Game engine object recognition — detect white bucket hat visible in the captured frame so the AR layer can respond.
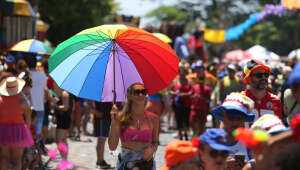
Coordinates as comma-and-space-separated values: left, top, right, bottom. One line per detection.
251, 114, 290, 134
0, 76, 25, 96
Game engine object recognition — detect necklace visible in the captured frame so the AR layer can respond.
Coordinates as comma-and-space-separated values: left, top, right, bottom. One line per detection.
134, 114, 144, 130
137, 119, 140, 130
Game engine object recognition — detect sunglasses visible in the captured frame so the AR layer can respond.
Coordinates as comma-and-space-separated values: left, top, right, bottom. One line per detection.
252, 72, 269, 79
209, 149, 229, 159
132, 89, 147, 96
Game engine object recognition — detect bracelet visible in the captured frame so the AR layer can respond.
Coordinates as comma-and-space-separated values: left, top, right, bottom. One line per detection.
151, 142, 158, 150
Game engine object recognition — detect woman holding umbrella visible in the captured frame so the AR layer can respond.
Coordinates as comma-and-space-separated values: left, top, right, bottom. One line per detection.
109, 83, 159, 170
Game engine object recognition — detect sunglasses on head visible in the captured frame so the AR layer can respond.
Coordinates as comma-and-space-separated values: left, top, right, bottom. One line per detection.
209, 149, 229, 159
252, 72, 269, 79
132, 89, 147, 96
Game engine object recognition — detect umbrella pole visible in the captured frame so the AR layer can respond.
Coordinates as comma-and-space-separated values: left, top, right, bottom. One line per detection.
113, 41, 116, 103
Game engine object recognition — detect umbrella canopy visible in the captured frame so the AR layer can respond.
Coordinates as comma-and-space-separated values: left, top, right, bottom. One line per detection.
0, 0, 35, 17
223, 49, 252, 62
10, 39, 53, 55
152, 33, 172, 43
247, 45, 280, 64
49, 24, 179, 102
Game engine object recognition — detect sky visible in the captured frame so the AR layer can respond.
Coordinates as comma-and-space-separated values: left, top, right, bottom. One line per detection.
114, 0, 177, 26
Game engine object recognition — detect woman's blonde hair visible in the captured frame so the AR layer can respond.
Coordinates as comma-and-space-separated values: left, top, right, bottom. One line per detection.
120, 82, 144, 129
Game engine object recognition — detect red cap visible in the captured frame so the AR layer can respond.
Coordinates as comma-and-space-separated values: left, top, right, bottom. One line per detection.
159, 140, 198, 170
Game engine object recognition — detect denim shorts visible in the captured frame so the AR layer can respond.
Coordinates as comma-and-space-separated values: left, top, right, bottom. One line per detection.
33, 111, 44, 135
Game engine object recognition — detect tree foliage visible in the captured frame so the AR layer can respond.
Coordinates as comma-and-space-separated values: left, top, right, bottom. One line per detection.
146, 5, 188, 23
146, 0, 300, 57
39, 0, 113, 46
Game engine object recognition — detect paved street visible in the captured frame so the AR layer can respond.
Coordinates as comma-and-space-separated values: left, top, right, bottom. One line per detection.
45, 116, 177, 170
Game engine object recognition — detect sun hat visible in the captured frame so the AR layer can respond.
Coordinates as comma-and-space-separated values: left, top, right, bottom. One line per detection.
288, 61, 300, 86
243, 59, 270, 84
195, 128, 231, 151
0, 76, 25, 96
6, 55, 15, 63
251, 114, 290, 134
159, 140, 199, 170
212, 92, 255, 122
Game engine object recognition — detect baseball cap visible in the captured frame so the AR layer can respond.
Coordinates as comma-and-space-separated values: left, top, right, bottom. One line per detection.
212, 92, 255, 122
160, 140, 199, 170
191, 60, 204, 70
243, 59, 270, 84
197, 128, 231, 151
251, 114, 290, 134
6, 55, 15, 63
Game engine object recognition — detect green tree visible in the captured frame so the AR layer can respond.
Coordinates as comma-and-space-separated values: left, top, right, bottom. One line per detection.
39, 0, 113, 46
147, 0, 300, 57
236, 0, 300, 55
146, 5, 188, 23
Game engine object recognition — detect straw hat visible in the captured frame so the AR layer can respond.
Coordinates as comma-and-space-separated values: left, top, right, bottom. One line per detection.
0, 76, 25, 96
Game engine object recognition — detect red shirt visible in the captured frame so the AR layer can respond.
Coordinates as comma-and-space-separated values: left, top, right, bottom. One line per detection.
243, 90, 282, 125
194, 41, 206, 64
0, 95, 25, 124
190, 84, 210, 111
172, 83, 192, 107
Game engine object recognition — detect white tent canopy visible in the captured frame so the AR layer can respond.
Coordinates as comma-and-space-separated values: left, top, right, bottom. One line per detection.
247, 45, 280, 64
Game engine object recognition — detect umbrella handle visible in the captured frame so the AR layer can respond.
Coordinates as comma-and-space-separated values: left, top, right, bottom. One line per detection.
113, 41, 116, 103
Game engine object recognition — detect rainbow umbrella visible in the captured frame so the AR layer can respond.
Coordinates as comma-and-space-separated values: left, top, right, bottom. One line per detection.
10, 39, 53, 55
0, 0, 35, 17
49, 24, 179, 102
152, 33, 172, 43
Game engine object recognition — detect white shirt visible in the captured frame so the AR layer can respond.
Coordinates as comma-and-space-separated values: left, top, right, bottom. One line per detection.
30, 70, 48, 111
229, 141, 251, 162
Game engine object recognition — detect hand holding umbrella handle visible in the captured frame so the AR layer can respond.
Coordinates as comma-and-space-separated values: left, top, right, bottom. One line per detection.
110, 104, 120, 123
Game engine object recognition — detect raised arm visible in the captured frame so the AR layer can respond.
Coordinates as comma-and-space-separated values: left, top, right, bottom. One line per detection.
108, 104, 121, 150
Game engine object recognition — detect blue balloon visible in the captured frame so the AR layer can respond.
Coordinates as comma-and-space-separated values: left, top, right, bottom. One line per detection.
225, 13, 259, 40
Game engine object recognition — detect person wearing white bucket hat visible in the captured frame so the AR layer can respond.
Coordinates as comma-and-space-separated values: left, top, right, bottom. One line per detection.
212, 92, 255, 169
251, 114, 290, 135
0, 76, 33, 170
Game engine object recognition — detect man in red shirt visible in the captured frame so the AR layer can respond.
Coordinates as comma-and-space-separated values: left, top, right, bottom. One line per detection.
242, 60, 282, 127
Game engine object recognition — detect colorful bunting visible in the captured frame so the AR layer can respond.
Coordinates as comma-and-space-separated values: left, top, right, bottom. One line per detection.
282, 0, 300, 10
203, 3, 290, 43
204, 28, 225, 43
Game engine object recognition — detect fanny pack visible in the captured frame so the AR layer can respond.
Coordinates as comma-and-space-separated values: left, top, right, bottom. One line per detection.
123, 159, 153, 170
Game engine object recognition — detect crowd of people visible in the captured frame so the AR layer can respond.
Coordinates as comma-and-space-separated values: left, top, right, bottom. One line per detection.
0, 23, 300, 170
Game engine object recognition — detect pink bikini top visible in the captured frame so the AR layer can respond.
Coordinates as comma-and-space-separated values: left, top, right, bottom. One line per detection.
120, 128, 152, 143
